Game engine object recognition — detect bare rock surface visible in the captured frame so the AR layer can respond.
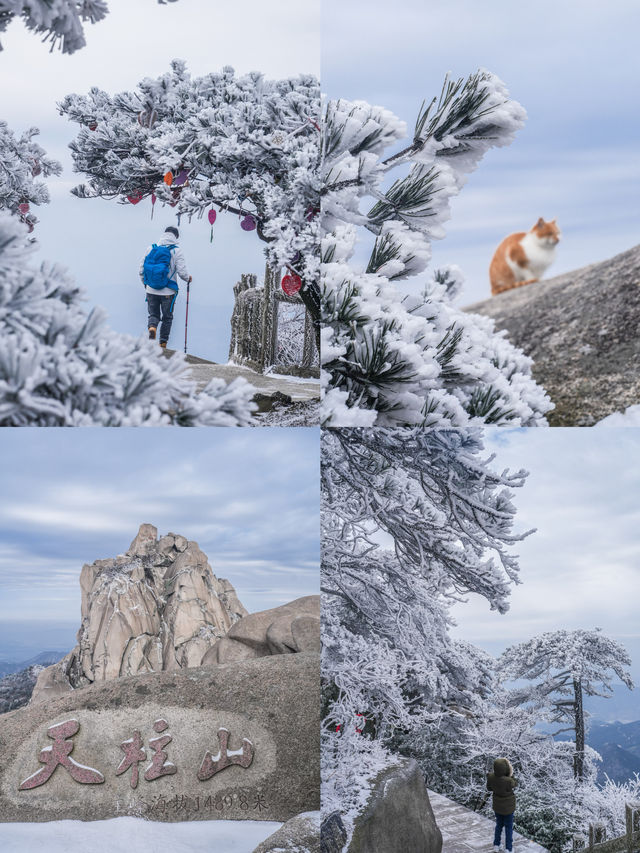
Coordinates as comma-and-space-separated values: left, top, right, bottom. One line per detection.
32, 525, 247, 702
202, 596, 320, 666
0, 654, 320, 824
252, 810, 321, 852
465, 245, 640, 425
348, 758, 442, 853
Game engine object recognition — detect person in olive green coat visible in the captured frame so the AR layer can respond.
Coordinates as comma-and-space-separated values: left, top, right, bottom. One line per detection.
486, 757, 517, 851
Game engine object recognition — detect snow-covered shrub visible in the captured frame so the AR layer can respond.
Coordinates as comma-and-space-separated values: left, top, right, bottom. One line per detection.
0, 121, 61, 230
321, 71, 553, 426
0, 214, 255, 425
59, 62, 321, 339
321, 428, 530, 831
0, 0, 177, 53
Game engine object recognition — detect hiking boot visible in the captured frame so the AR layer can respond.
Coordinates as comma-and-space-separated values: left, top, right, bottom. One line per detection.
148, 327, 157, 340
159, 341, 167, 349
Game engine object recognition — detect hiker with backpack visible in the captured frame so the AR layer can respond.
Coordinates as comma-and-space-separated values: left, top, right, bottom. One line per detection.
140, 226, 192, 349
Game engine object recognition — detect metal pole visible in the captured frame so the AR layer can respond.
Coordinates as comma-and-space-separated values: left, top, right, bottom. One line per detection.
184, 281, 190, 355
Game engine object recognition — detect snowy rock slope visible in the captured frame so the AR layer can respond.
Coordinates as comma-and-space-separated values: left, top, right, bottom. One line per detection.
466, 244, 640, 426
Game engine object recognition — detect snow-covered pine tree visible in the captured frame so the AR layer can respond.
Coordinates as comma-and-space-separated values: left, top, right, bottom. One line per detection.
0, 0, 176, 53
58, 62, 321, 347
0, 120, 61, 230
321, 71, 553, 427
499, 628, 634, 781
0, 213, 255, 425
321, 428, 530, 832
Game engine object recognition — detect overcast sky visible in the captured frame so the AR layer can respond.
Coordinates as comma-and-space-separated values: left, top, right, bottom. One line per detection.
322, 0, 640, 305
450, 428, 640, 687
0, 428, 319, 659
0, 0, 320, 362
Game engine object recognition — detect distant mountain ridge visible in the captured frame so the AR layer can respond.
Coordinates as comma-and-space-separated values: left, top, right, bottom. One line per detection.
0, 651, 68, 679
0, 652, 68, 714
588, 720, 640, 784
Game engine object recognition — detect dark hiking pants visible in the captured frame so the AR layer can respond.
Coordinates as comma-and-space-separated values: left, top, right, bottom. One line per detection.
146, 292, 177, 344
494, 812, 514, 851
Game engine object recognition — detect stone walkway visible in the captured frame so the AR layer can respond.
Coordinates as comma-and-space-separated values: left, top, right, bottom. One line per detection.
428, 790, 548, 853
166, 351, 320, 402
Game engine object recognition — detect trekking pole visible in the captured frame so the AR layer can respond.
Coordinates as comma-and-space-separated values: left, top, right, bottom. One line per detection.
184, 279, 191, 354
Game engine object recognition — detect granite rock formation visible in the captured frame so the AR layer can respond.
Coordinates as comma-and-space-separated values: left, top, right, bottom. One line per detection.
31, 524, 247, 703
347, 758, 443, 853
465, 244, 640, 426
202, 596, 320, 666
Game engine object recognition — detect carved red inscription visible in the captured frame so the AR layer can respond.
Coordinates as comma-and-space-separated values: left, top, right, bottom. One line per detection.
18, 719, 105, 790
115, 730, 146, 789
197, 728, 254, 781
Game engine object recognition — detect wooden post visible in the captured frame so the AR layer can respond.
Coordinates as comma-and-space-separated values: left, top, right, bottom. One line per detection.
260, 264, 277, 372
302, 307, 315, 368
626, 802, 640, 853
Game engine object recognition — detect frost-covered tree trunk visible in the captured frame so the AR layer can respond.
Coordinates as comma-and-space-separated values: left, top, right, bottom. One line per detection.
573, 677, 585, 781
59, 63, 321, 346
321, 71, 553, 427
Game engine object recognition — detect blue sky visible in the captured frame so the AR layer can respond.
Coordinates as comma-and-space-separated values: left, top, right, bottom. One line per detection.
0, 0, 320, 362
322, 0, 640, 305
450, 429, 640, 705
0, 428, 319, 660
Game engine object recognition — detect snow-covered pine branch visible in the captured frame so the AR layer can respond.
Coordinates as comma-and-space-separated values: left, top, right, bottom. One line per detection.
321, 70, 553, 427
321, 428, 529, 780
0, 1, 177, 54
0, 121, 61, 230
0, 213, 255, 425
58, 62, 321, 345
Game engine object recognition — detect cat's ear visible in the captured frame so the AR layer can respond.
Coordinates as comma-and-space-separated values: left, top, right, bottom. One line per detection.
536, 217, 545, 227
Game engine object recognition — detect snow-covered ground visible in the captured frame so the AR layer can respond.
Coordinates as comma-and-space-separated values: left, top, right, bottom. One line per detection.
595, 405, 640, 427
0, 817, 282, 853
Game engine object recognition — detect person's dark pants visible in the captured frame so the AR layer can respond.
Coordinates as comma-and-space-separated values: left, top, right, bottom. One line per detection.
494, 812, 514, 851
146, 292, 177, 344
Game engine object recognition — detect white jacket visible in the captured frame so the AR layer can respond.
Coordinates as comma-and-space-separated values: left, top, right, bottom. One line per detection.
140, 233, 190, 296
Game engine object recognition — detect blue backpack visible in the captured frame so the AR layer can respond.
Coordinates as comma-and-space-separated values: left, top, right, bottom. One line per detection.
143, 243, 178, 291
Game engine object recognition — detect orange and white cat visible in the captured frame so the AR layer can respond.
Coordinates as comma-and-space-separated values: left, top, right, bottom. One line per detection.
489, 218, 561, 295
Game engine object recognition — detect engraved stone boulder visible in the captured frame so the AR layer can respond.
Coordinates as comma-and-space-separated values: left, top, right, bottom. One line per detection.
202, 595, 320, 665
0, 653, 319, 823
31, 525, 248, 703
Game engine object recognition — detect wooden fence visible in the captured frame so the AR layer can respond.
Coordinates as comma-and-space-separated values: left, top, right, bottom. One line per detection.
228, 266, 318, 376
573, 803, 640, 853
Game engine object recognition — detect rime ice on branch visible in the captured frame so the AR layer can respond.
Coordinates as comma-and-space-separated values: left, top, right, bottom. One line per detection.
321, 429, 531, 827
58, 62, 321, 344
0, 1, 178, 54
0, 121, 61, 231
320, 70, 553, 427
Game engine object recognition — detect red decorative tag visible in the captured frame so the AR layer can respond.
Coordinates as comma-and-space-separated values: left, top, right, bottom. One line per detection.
281, 273, 302, 296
